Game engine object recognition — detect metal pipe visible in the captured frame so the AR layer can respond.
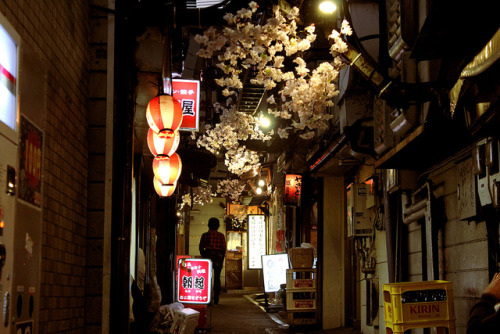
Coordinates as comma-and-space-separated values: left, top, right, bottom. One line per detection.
403, 207, 426, 225
383, 172, 395, 283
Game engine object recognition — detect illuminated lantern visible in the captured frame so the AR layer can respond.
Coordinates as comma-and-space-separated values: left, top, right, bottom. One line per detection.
284, 174, 302, 205
147, 128, 180, 157
146, 94, 183, 138
152, 152, 182, 185
153, 177, 177, 197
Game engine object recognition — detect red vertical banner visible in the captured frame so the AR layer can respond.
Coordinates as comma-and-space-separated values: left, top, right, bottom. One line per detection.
173, 79, 200, 132
177, 258, 212, 304
284, 174, 302, 205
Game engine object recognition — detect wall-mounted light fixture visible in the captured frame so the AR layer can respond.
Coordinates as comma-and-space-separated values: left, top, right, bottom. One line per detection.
319, 0, 337, 13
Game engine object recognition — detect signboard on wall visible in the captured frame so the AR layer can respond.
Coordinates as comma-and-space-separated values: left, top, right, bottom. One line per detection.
177, 258, 212, 304
284, 174, 302, 205
173, 79, 200, 131
19, 116, 43, 207
262, 253, 289, 292
248, 214, 266, 269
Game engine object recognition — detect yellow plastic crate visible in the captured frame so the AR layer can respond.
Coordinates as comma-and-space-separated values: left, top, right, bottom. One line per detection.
383, 281, 456, 334
286, 269, 316, 289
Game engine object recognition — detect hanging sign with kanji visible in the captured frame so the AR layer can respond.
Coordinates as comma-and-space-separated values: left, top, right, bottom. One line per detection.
284, 174, 302, 205
177, 258, 212, 304
173, 79, 200, 132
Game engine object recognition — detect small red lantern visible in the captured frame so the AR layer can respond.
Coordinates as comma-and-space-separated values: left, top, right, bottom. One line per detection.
147, 128, 180, 157
153, 177, 177, 197
284, 174, 302, 205
146, 94, 184, 138
152, 153, 182, 185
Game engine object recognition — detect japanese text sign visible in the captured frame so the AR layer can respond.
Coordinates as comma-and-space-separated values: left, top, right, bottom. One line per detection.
284, 174, 302, 205
177, 258, 212, 304
172, 79, 200, 132
248, 214, 266, 269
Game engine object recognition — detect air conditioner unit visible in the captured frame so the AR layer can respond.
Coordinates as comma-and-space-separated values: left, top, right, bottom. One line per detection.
347, 183, 373, 238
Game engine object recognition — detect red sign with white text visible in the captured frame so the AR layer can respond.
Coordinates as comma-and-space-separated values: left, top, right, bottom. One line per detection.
173, 79, 200, 132
177, 258, 212, 304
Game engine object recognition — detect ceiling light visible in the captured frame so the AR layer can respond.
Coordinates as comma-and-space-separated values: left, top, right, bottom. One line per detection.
256, 187, 263, 195
259, 115, 271, 128
319, 1, 337, 13
258, 179, 265, 187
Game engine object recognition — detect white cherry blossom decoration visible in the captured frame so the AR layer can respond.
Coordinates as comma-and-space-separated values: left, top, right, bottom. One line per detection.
178, 185, 215, 209
217, 179, 246, 203
195, 2, 352, 140
197, 100, 271, 176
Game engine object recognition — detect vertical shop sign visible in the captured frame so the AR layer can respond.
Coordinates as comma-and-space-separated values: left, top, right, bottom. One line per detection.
177, 258, 212, 304
248, 214, 266, 269
173, 79, 200, 131
284, 174, 302, 205
19, 116, 43, 207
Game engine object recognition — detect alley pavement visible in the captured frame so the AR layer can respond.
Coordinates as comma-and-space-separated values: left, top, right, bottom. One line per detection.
196, 292, 361, 334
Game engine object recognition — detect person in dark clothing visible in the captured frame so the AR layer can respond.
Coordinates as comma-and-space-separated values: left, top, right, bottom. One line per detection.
199, 217, 226, 304
467, 272, 500, 333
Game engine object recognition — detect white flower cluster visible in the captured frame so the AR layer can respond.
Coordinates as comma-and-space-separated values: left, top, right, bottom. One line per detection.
197, 101, 271, 175
179, 185, 214, 209
217, 179, 246, 203
195, 2, 352, 140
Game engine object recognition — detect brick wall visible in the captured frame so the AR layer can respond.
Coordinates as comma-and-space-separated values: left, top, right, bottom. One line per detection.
0, 0, 90, 332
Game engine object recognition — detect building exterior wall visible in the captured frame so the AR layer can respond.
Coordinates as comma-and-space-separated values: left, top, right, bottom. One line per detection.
322, 176, 345, 329
426, 153, 488, 333
0, 0, 90, 332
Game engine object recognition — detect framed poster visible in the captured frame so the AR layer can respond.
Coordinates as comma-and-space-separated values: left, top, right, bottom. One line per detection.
262, 253, 289, 292
248, 214, 266, 269
177, 258, 212, 304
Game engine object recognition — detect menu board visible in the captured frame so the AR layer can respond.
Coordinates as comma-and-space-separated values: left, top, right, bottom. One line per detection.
262, 253, 289, 292
248, 214, 266, 269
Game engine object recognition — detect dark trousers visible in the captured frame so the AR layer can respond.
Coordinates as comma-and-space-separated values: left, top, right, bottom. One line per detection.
213, 266, 222, 303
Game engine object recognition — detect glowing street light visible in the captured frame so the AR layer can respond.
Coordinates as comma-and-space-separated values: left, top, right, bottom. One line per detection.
319, 1, 337, 13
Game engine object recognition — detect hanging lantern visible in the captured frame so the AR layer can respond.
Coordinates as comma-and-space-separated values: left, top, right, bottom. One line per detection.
147, 128, 180, 157
284, 174, 302, 205
146, 94, 183, 138
152, 152, 182, 185
153, 177, 177, 197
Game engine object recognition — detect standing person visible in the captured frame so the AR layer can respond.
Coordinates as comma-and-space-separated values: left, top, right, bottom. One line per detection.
467, 272, 500, 333
199, 217, 226, 304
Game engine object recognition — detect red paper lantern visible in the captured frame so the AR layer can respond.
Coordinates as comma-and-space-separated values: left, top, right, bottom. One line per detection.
147, 128, 180, 157
153, 177, 177, 197
152, 153, 182, 185
146, 94, 183, 138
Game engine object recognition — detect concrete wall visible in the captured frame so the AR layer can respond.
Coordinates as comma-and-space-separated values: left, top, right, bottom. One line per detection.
322, 177, 345, 329
426, 155, 488, 334
0, 1, 90, 332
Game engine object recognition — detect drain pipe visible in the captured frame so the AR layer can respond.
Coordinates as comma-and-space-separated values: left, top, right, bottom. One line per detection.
383, 172, 395, 283
402, 181, 436, 280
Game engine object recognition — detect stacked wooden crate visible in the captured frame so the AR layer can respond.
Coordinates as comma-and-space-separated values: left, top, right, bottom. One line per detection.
285, 268, 317, 325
